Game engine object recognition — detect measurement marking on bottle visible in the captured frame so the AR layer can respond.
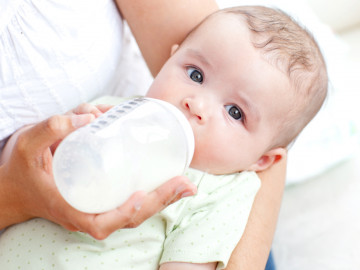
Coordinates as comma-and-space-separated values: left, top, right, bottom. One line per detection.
88, 98, 148, 134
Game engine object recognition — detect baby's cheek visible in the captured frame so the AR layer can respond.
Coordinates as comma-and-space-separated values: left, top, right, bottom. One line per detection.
189, 145, 221, 173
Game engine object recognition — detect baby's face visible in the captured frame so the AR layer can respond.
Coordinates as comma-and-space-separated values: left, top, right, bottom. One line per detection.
147, 14, 292, 174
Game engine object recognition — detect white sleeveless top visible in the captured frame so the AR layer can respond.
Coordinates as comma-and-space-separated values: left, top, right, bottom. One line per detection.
0, 0, 124, 150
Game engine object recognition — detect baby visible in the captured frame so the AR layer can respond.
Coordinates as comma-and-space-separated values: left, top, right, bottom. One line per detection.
0, 6, 327, 270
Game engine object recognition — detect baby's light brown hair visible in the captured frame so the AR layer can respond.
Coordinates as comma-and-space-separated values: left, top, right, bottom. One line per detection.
189, 6, 328, 149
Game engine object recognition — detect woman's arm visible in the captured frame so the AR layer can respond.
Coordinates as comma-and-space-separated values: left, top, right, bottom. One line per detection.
226, 155, 287, 270
115, 0, 219, 76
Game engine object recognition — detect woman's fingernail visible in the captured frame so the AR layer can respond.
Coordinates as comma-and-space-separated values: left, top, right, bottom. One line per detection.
134, 197, 144, 211
133, 198, 144, 211
71, 114, 93, 128
175, 184, 190, 195
180, 191, 195, 198
175, 182, 197, 198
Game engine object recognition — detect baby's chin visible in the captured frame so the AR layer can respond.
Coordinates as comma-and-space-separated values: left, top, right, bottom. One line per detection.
145, 90, 161, 99
145, 90, 171, 102
189, 161, 241, 176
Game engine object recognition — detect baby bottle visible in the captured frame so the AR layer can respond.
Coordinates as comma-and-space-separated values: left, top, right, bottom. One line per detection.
53, 97, 194, 213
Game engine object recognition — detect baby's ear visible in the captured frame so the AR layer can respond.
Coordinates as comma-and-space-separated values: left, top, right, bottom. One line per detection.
170, 44, 180, 56
248, 147, 286, 172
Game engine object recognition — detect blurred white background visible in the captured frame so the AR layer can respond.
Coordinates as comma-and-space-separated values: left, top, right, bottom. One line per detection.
267, 1, 360, 269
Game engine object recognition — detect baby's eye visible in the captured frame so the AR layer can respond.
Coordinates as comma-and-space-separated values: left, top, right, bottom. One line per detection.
225, 105, 243, 121
187, 67, 203, 84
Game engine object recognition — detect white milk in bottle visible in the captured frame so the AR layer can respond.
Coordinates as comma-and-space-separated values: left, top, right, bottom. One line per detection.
53, 97, 194, 213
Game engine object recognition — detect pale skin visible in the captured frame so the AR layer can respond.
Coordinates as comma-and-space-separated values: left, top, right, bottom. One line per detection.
146, 14, 292, 175
0, 1, 286, 269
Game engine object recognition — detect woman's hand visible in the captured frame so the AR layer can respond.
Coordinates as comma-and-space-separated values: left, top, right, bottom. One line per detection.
49, 103, 112, 153
67, 102, 113, 117
0, 111, 196, 240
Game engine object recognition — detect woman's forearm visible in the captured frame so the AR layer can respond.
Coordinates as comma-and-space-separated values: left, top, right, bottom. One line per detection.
226, 156, 287, 270
0, 126, 35, 229
115, 0, 218, 76
0, 166, 24, 229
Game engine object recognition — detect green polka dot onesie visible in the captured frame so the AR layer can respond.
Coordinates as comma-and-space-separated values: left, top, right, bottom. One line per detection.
0, 168, 260, 269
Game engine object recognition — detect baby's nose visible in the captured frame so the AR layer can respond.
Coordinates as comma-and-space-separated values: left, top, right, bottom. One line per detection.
183, 97, 206, 122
